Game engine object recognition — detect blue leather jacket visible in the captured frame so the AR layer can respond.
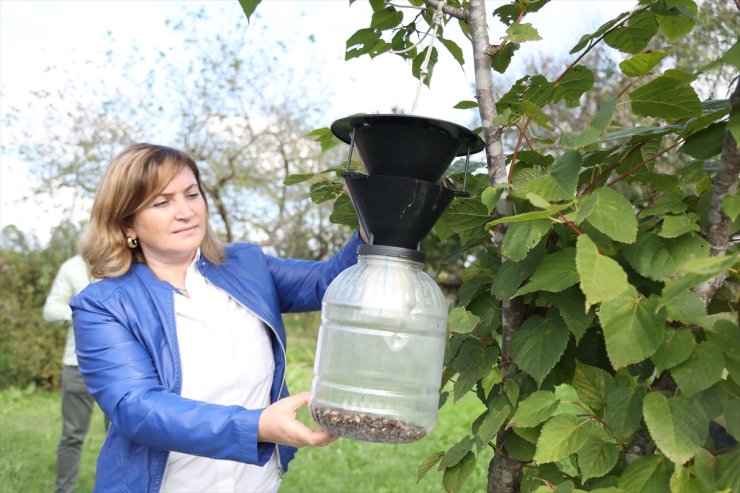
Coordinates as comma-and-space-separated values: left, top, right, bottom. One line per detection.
71, 233, 361, 492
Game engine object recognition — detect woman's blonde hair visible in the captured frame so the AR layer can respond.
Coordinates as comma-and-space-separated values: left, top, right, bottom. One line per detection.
80, 143, 225, 278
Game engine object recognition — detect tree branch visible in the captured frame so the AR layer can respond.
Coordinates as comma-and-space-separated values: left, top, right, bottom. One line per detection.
423, 0, 469, 21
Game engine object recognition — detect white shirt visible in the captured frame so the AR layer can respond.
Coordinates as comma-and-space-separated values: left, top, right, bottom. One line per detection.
161, 257, 281, 493
42, 255, 92, 366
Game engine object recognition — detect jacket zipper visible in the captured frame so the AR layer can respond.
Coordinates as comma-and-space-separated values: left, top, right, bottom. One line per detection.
216, 289, 288, 479
199, 263, 289, 479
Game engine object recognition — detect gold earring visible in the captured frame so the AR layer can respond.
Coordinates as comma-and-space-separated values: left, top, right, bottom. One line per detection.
127, 236, 139, 249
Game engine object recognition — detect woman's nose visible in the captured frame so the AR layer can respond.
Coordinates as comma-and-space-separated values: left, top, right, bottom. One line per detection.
174, 197, 194, 219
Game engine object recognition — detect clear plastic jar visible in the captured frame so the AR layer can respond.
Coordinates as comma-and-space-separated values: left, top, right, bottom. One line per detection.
309, 247, 448, 443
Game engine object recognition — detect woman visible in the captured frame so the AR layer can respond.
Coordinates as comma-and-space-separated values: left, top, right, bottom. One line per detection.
71, 143, 363, 492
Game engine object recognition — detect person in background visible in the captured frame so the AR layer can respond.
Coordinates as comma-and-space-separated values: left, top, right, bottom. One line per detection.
71, 143, 363, 492
43, 254, 97, 493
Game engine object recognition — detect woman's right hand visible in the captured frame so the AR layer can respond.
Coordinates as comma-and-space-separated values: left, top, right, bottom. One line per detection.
257, 392, 337, 448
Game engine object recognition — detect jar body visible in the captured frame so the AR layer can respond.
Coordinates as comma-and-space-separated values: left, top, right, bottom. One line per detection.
309, 254, 448, 444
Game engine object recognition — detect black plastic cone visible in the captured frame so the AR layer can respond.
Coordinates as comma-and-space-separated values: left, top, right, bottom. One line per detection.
332, 114, 484, 183
343, 173, 463, 250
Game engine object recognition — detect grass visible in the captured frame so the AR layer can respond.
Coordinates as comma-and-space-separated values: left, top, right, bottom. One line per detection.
0, 314, 489, 492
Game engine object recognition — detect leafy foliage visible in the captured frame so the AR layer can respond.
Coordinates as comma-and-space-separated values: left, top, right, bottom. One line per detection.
0, 221, 83, 390
251, 0, 739, 491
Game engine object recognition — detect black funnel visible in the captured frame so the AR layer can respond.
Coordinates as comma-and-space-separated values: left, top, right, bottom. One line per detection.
343, 173, 464, 250
332, 114, 484, 183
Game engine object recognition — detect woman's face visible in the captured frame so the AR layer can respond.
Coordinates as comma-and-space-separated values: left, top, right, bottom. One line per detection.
126, 165, 207, 266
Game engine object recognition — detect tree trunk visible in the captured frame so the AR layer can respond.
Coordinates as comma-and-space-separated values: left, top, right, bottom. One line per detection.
695, 77, 740, 304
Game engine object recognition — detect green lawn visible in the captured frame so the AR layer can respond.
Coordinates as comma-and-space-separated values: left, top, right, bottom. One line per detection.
0, 315, 489, 492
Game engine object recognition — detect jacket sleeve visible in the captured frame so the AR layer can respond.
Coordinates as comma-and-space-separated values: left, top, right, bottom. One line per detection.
265, 231, 362, 313
71, 289, 274, 465
43, 260, 76, 323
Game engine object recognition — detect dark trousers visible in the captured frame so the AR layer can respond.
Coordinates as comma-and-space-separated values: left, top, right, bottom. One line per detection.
55, 365, 96, 493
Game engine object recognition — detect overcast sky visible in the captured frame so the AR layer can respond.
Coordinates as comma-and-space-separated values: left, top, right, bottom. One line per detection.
0, 0, 634, 244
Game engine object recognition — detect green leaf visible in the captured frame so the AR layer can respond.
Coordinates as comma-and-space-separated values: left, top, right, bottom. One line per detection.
572, 361, 615, 411
619, 50, 668, 76
509, 390, 559, 428
534, 414, 598, 463
440, 435, 473, 469
497, 75, 554, 113
618, 454, 672, 492
370, 8, 402, 30
306, 127, 342, 152
510, 312, 570, 386
439, 37, 465, 66
476, 398, 511, 448
716, 446, 740, 492
629, 76, 702, 119
577, 187, 638, 244
606, 386, 645, 440
643, 392, 708, 464
726, 395, 740, 443
310, 181, 342, 204
552, 65, 594, 108
443, 199, 493, 236
695, 381, 728, 420
481, 185, 506, 213
237, 0, 261, 21
658, 213, 700, 238
442, 451, 476, 493
723, 193, 740, 221
578, 437, 620, 482
487, 205, 569, 227
491, 42, 519, 74
549, 288, 590, 343
655, 0, 698, 41
506, 23, 542, 43
417, 451, 444, 483
692, 448, 718, 492
702, 37, 740, 73
520, 99, 553, 131
660, 253, 740, 305
491, 245, 546, 300
519, 150, 582, 202
623, 232, 709, 281
576, 234, 630, 310
283, 173, 315, 185
706, 319, 740, 383
554, 383, 589, 416
345, 28, 382, 60
604, 10, 658, 54
679, 122, 727, 159
651, 329, 696, 372
481, 365, 503, 400
570, 12, 630, 54
671, 340, 724, 397
448, 307, 481, 334
501, 219, 551, 262
329, 194, 359, 229
598, 287, 666, 369
560, 98, 617, 149
453, 100, 478, 110
513, 248, 579, 297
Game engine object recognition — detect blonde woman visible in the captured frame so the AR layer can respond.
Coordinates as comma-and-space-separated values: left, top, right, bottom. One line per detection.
72, 143, 362, 492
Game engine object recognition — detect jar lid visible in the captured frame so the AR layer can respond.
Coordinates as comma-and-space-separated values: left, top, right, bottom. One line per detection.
357, 244, 426, 263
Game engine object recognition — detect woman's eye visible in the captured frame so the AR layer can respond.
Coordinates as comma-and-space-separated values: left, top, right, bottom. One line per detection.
152, 200, 167, 207
188, 192, 200, 199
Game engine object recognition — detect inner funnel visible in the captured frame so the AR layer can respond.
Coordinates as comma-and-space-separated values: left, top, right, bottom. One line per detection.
332, 114, 484, 183
343, 173, 464, 250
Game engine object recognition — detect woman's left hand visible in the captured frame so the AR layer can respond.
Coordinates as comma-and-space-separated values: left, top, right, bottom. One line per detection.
257, 392, 338, 448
